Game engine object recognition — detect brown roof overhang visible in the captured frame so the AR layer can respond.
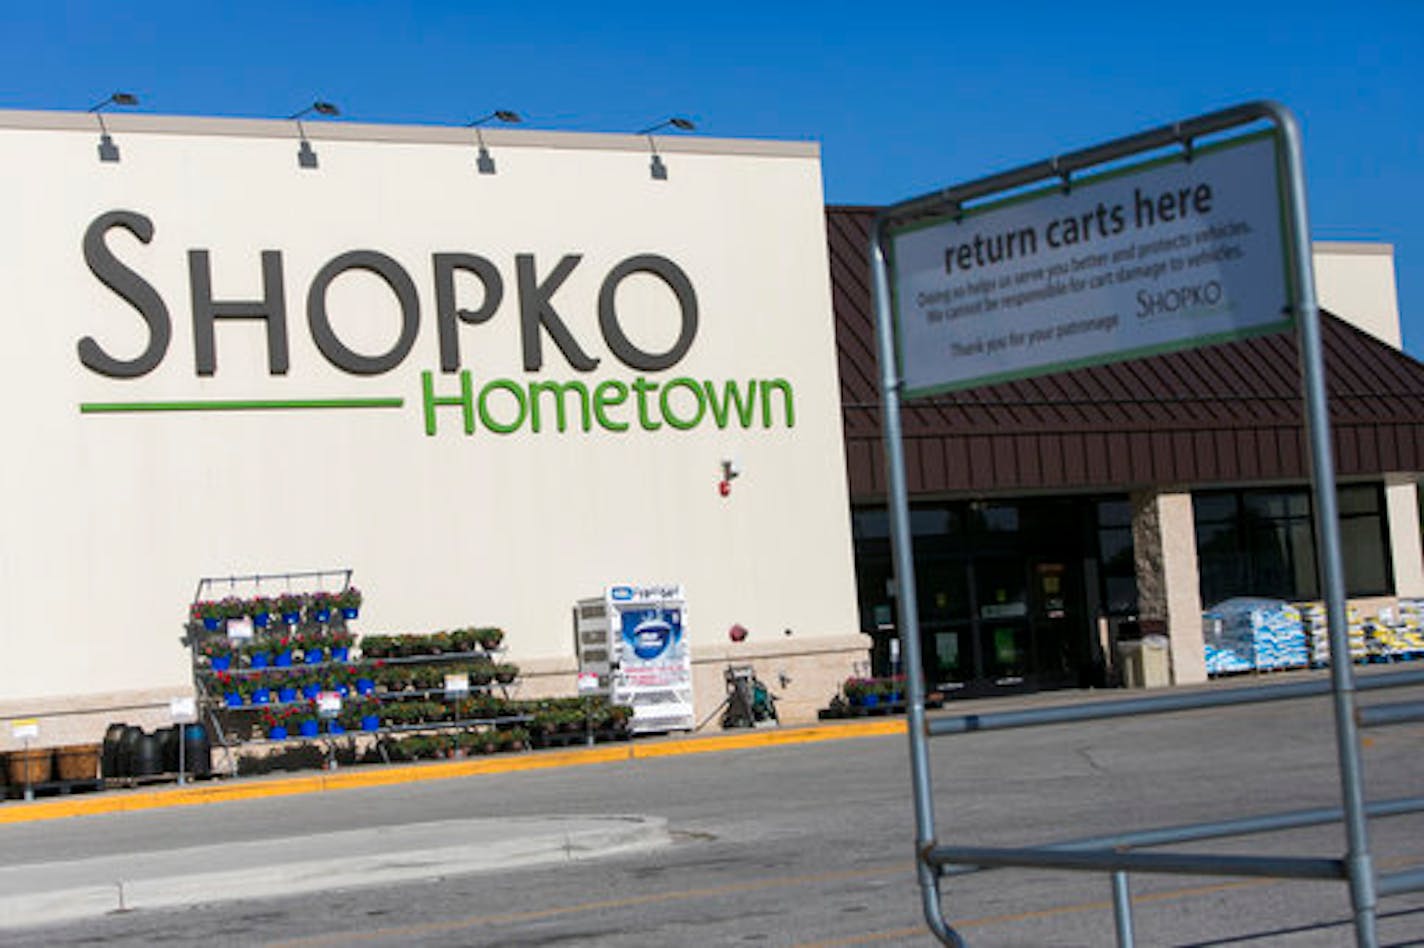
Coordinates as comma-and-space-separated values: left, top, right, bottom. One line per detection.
828, 206, 1424, 499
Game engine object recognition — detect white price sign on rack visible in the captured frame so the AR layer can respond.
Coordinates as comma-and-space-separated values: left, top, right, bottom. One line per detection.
169, 697, 198, 723
9, 718, 39, 741
317, 692, 343, 717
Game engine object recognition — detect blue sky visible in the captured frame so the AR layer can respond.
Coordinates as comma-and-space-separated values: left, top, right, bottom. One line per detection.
5, 2, 1421, 354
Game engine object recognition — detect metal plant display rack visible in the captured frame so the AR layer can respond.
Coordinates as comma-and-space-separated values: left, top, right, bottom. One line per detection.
186, 568, 532, 775
187, 569, 355, 775
868, 101, 1424, 947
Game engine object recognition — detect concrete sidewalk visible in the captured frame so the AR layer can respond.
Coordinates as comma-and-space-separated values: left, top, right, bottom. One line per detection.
0, 814, 669, 929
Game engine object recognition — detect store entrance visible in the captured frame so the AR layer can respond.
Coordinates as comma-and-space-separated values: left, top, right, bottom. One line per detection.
923, 555, 1077, 696
854, 497, 1103, 699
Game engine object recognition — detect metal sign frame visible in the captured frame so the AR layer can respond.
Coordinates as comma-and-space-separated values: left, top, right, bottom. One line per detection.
868, 101, 1423, 947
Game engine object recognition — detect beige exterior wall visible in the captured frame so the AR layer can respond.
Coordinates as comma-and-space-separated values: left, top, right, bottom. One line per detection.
1312, 242, 1401, 347
1131, 490, 1206, 684
1385, 476, 1424, 598
0, 111, 862, 743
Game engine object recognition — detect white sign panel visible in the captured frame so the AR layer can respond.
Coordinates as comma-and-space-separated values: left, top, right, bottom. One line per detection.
607, 584, 694, 733
169, 697, 198, 723
889, 134, 1291, 395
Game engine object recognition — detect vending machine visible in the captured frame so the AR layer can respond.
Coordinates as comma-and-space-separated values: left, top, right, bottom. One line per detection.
574, 584, 694, 734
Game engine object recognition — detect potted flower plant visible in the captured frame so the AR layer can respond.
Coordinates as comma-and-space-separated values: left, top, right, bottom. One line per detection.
291, 703, 321, 738
476, 627, 505, 651
355, 661, 379, 696
244, 637, 272, 670
335, 586, 363, 619
327, 627, 355, 663
247, 595, 274, 629
276, 592, 305, 625
494, 662, 519, 685
468, 661, 494, 687
217, 596, 248, 621
260, 705, 296, 740
266, 669, 293, 703
214, 670, 242, 707
843, 677, 873, 707
307, 591, 335, 625
192, 600, 225, 631
198, 636, 234, 671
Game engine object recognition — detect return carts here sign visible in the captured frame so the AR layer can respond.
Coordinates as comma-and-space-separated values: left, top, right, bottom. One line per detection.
887, 133, 1292, 395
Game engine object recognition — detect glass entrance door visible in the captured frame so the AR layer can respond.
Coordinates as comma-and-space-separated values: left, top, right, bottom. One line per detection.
973, 556, 1030, 685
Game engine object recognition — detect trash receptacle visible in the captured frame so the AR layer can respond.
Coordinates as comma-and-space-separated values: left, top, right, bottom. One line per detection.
1118, 634, 1170, 688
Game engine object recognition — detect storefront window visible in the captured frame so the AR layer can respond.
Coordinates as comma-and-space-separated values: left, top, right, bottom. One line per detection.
1095, 499, 1137, 615
1194, 484, 1392, 605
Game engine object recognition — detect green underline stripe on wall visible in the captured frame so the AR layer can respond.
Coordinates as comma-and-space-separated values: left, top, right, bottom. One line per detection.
79, 398, 405, 413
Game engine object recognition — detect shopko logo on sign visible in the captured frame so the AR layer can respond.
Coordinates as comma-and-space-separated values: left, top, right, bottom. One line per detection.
76, 210, 795, 435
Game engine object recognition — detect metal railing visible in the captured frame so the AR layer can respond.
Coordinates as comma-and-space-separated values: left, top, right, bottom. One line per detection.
867, 101, 1419, 947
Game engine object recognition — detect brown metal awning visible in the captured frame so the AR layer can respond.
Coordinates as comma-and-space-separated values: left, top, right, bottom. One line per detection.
828, 206, 1424, 499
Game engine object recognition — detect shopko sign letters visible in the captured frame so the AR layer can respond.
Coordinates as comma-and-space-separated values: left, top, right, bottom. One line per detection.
76, 210, 795, 435
80, 210, 700, 379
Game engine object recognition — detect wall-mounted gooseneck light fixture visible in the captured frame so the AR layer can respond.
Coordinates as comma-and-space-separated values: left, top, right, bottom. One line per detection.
636, 116, 695, 180
89, 92, 139, 162
288, 100, 340, 169
466, 110, 522, 174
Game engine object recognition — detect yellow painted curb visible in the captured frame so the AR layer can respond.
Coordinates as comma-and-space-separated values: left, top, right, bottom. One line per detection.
633, 719, 906, 758
0, 717, 904, 825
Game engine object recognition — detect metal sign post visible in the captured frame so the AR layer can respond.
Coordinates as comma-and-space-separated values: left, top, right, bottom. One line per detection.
870, 101, 1391, 946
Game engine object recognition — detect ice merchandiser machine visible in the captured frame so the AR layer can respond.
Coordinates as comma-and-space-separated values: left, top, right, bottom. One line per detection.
574, 584, 694, 734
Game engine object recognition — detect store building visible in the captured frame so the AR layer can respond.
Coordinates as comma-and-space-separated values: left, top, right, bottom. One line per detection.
2, 108, 1419, 750
0, 110, 864, 747
827, 206, 1424, 696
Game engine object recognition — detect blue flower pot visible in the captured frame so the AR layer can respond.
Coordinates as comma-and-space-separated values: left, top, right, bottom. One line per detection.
330, 646, 349, 663
210, 655, 232, 672
336, 684, 350, 697
252, 689, 272, 705
328, 721, 346, 735
863, 694, 879, 707
252, 613, 271, 629
282, 611, 301, 625
299, 720, 320, 738
356, 678, 375, 696
278, 687, 298, 703
202, 617, 221, 631
342, 607, 359, 620
275, 651, 293, 668
313, 609, 332, 624
268, 725, 288, 740
250, 652, 270, 670
305, 648, 325, 665
361, 715, 380, 732
224, 692, 243, 708
302, 683, 321, 700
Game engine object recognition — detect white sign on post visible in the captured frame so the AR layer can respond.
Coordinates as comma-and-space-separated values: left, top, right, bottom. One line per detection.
10, 718, 39, 741
317, 692, 343, 718
889, 133, 1291, 396
169, 697, 198, 723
